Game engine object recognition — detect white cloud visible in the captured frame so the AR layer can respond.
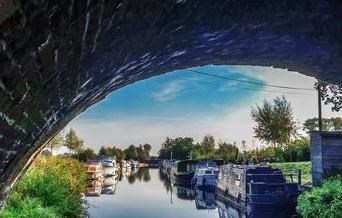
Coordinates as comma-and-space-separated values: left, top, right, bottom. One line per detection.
151, 80, 186, 101
69, 66, 341, 155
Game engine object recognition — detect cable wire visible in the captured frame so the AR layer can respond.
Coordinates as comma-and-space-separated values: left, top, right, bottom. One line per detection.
188, 69, 315, 91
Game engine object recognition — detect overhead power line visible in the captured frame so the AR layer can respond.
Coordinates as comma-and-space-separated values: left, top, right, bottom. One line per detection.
163, 74, 315, 96
188, 69, 315, 91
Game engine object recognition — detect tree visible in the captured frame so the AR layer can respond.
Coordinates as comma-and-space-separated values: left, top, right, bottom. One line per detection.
65, 129, 84, 155
78, 148, 96, 162
46, 132, 64, 154
143, 144, 152, 157
136, 145, 148, 162
158, 137, 174, 159
99, 146, 126, 161
251, 96, 297, 148
158, 137, 194, 160
303, 117, 342, 131
124, 145, 138, 160
199, 135, 216, 154
316, 81, 342, 112
216, 142, 239, 163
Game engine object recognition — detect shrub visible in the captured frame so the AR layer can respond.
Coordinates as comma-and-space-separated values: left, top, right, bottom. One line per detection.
1, 155, 87, 218
297, 176, 342, 218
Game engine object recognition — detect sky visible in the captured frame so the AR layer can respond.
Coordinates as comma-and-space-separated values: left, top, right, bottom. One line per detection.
61, 65, 340, 155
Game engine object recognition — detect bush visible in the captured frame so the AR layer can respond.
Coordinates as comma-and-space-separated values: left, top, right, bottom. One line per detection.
1, 155, 87, 218
297, 176, 342, 218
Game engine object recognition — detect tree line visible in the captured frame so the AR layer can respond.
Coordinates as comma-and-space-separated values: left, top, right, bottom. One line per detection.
44, 129, 152, 162
158, 96, 340, 163
46, 95, 340, 164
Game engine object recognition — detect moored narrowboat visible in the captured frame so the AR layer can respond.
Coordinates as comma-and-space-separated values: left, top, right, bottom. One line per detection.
170, 160, 197, 186
217, 164, 300, 207
191, 160, 219, 191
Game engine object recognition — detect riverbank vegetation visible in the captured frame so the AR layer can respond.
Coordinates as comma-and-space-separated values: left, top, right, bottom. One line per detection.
297, 176, 342, 218
1, 155, 87, 218
270, 162, 312, 185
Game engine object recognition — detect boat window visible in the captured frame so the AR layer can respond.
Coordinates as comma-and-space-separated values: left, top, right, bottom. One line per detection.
205, 170, 212, 175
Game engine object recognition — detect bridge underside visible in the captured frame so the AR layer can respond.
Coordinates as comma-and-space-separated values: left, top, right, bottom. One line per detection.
0, 0, 342, 207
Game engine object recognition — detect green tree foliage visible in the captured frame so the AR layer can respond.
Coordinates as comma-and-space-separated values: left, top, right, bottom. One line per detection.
297, 176, 342, 217
158, 137, 194, 160
78, 148, 97, 162
124, 145, 138, 160
1, 156, 87, 217
199, 135, 216, 154
46, 132, 64, 154
65, 129, 84, 155
251, 96, 297, 148
303, 117, 342, 131
245, 137, 310, 163
136, 145, 148, 162
216, 142, 239, 163
143, 144, 152, 157
98, 146, 126, 161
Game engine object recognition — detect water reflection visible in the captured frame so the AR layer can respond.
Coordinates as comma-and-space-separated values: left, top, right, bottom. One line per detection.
86, 168, 297, 218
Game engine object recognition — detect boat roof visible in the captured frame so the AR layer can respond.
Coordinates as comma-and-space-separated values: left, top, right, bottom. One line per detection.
220, 164, 280, 174
85, 159, 102, 165
197, 160, 217, 168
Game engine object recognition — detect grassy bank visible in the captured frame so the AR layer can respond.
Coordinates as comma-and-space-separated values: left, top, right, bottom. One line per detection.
0, 155, 87, 218
297, 176, 342, 218
270, 161, 312, 185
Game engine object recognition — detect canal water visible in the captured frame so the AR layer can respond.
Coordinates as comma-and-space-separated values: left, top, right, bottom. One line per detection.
86, 168, 297, 218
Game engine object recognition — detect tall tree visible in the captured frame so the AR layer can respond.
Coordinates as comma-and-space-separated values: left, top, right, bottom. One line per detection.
200, 135, 216, 154
143, 144, 152, 157
46, 132, 64, 154
217, 142, 239, 163
251, 96, 297, 148
158, 137, 194, 160
124, 145, 138, 160
65, 129, 84, 155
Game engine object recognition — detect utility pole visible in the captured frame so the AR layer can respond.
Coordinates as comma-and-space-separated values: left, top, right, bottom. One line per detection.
317, 82, 323, 131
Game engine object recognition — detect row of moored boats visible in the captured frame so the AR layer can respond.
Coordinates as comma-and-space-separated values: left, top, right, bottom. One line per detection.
160, 159, 301, 207
84, 156, 139, 196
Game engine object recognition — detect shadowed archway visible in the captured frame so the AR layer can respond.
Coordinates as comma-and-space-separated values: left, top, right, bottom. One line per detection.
1, 0, 342, 207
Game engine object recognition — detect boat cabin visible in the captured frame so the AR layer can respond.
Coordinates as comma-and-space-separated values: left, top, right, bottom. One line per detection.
217, 164, 300, 205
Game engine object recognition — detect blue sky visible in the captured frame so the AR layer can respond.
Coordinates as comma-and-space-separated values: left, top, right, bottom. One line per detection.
77, 65, 265, 120
67, 65, 339, 154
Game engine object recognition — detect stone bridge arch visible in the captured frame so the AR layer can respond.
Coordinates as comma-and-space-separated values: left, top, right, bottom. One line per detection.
1, 0, 342, 206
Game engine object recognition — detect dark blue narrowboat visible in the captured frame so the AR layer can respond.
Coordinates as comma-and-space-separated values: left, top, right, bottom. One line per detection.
217, 165, 301, 207
191, 161, 219, 191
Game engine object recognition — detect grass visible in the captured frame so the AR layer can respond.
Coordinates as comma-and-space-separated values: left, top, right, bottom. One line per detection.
270, 161, 312, 185
0, 155, 87, 218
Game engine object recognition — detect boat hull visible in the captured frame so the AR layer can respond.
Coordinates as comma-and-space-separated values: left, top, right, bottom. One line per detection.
248, 182, 299, 206
192, 175, 217, 191
172, 172, 194, 186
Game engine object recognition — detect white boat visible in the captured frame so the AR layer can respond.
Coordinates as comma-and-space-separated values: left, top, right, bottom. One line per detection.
103, 166, 117, 177
103, 176, 117, 187
99, 156, 117, 167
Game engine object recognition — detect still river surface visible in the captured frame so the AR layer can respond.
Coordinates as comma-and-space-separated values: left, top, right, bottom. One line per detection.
86, 168, 297, 218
